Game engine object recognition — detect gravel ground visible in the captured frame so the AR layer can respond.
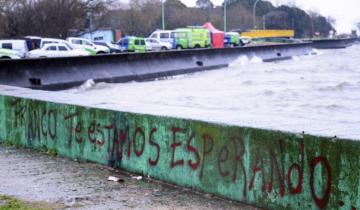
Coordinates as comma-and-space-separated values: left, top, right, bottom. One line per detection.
0, 146, 260, 210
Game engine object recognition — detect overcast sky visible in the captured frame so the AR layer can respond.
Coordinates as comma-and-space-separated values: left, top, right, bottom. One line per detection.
120, 0, 360, 33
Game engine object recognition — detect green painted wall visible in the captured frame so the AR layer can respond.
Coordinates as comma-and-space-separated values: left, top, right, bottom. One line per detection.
0, 95, 359, 210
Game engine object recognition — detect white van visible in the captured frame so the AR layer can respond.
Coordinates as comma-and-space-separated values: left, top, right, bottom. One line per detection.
149, 30, 175, 49
0, 40, 29, 58
67, 37, 110, 55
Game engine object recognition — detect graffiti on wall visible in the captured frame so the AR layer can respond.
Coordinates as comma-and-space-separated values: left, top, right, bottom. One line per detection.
6, 98, 358, 210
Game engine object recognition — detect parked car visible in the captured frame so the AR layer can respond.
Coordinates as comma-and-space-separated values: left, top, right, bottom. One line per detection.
145, 40, 152, 51
118, 36, 146, 53
224, 32, 243, 47
149, 30, 175, 48
145, 38, 172, 51
0, 40, 29, 58
28, 43, 89, 58
94, 42, 122, 54
240, 36, 252, 45
67, 37, 110, 55
40, 38, 70, 48
0, 48, 21, 59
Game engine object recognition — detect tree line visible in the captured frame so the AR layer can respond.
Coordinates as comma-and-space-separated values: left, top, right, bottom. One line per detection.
0, 0, 335, 39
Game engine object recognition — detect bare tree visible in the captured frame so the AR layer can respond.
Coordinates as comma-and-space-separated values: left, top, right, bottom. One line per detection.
196, 0, 214, 9
227, 4, 253, 31
0, 0, 111, 38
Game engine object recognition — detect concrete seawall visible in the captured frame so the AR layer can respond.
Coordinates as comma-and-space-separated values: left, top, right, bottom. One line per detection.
0, 43, 311, 90
309, 38, 357, 49
0, 89, 359, 210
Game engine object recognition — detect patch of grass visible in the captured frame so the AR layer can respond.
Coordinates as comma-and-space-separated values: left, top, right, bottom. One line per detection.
0, 195, 52, 210
47, 148, 57, 157
1, 140, 14, 147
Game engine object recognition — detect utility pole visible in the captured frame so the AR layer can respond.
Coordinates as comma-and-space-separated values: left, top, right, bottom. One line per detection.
162, 0, 165, 30
224, 0, 227, 32
263, 15, 266, 30
253, 0, 261, 29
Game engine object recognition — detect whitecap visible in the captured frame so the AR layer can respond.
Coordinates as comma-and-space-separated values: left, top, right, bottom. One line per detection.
229, 55, 250, 67
250, 56, 263, 64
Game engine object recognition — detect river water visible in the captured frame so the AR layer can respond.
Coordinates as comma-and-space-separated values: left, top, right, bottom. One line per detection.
65, 43, 360, 140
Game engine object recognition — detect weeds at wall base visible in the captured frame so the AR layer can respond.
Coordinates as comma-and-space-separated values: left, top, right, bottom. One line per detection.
0, 140, 57, 157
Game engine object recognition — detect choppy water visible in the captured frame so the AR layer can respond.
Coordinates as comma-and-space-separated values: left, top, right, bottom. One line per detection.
65, 44, 360, 140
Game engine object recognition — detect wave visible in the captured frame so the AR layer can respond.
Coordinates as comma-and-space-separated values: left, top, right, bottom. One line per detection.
229, 55, 250, 67
292, 56, 300, 61
250, 56, 263, 64
229, 55, 263, 67
318, 82, 352, 91
325, 104, 346, 110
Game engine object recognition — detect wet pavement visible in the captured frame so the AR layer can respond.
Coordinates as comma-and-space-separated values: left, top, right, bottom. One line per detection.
0, 146, 260, 210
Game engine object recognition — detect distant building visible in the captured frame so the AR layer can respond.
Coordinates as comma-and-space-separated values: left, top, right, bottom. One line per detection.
69, 28, 122, 43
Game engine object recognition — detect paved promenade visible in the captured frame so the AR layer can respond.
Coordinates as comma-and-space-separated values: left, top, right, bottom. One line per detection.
0, 146, 259, 210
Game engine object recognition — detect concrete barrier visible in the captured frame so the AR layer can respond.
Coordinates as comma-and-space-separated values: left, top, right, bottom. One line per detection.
0, 90, 359, 210
309, 38, 357, 49
0, 43, 312, 90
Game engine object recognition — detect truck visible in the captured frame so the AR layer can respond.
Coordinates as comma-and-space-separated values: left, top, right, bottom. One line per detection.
172, 27, 211, 49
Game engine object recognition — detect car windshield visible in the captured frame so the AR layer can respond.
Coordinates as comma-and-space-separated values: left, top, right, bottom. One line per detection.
64, 43, 73, 50
72, 39, 82, 45
42, 41, 55, 46
83, 40, 92, 46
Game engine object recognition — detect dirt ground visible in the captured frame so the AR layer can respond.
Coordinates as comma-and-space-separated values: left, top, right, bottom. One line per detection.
0, 146, 260, 210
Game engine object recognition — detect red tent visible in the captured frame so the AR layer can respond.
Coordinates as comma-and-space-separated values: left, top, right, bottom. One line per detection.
202, 22, 224, 48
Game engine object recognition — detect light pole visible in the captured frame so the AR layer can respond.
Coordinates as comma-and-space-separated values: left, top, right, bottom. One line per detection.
263, 15, 266, 30
162, 0, 165, 30
224, 0, 227, 32
253, 0, 261, 29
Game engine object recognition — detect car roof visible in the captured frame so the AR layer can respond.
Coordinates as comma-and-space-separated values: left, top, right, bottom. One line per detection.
122, 36, 144, 40
42, 43, 68, 48
174, 29, 192, 32
225, 32, 239, 35
153, 30, 174, 33
0, 39, 26, 42
42, 38, 67, 42
24, 36, 42, 39
67, 37, 91, 41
